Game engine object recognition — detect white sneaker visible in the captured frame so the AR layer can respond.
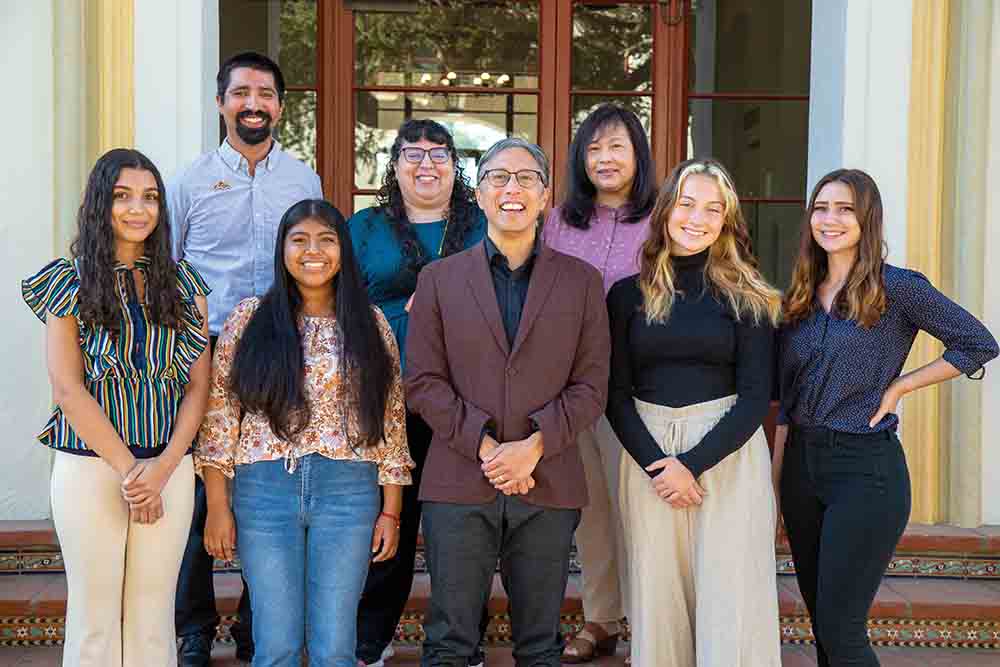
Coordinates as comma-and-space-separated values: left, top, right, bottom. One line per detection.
380, 644, 395, 662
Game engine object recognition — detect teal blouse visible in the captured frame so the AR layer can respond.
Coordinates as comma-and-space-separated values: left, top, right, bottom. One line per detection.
347, 206, 486, 371
22, 257, 211, 455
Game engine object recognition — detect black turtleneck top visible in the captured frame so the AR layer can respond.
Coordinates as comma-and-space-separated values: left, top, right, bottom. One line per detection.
605, 250, 775, 478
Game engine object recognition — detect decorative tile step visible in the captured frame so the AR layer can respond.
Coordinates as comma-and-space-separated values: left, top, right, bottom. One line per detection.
2, 572, 998, 649
5, 644, 1000, 666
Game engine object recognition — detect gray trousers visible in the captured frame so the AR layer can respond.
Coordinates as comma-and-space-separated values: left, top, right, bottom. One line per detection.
421, 495, 580, 667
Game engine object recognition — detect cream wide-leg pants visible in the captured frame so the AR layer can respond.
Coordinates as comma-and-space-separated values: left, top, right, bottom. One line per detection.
51, 451, 195, 667
619, 396, 780, 667
574, 415, 628, 623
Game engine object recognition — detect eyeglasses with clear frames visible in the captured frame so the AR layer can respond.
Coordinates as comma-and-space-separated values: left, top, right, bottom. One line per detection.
478, 169, 545, 189
400, 147, 452, 164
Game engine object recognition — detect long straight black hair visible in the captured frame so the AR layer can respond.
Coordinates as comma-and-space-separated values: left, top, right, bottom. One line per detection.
561, 104, 656, 230
229, 199, 394, 446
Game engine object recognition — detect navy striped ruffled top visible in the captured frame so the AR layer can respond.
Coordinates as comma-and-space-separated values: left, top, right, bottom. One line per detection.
22, 257, 211, 457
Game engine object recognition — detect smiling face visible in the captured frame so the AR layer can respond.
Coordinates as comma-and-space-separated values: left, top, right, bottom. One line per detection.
394, 138, 456, 213
283, 217, 342, 292
584, 122, 637, 204
110, 168, 160, 249
666, 173, 725, 256
810, 180, 862, 257
476, 147, 551, 239
217, 66, 283, 147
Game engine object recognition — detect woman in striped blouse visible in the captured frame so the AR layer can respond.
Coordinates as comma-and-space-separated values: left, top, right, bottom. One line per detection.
22, 149, 211, 667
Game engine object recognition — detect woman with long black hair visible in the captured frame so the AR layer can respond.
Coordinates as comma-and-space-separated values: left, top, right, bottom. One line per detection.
775, 169, 997, 666
348, 119, 486, 667
197, 199, 413, 666
22, 148, 211, 666
540, 103, 655, 663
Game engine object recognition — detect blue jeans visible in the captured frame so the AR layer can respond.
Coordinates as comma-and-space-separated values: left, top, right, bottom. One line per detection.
233, 455, 380, 667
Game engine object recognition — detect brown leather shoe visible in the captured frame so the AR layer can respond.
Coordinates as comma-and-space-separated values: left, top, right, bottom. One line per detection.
561, 622, 619, 663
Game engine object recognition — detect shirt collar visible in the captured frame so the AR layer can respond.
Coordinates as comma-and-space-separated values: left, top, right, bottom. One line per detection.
112, 255, 151, 272
218, 137, 281, 175
485, 233, 540, 270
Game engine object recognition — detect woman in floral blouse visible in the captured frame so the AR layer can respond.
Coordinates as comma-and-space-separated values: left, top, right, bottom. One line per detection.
196, 199, 413, 666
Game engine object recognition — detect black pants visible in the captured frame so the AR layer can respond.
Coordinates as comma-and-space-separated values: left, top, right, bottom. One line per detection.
356, 413, 489, 664
421, 495, 580, 667
175, 475, 253, 643
175, 334, 252, 645
355, 412, 432, 663
781, 426, 911, 667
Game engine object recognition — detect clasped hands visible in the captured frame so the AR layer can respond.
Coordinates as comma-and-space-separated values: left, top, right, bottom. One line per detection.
646, 456, 707, 509
119, 457, 174, 525
479, 432, 543, 496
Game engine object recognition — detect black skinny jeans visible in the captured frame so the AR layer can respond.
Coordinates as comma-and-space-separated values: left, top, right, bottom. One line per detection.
781, 426, 911, 667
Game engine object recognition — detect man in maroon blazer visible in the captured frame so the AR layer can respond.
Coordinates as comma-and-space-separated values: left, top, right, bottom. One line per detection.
405, 137, 611, 667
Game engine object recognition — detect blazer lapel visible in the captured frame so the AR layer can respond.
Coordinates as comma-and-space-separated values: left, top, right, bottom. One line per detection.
510, 244, 560, 359
466, 242, 511, 357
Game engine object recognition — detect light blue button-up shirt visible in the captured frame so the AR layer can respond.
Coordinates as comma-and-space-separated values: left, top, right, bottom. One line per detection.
168, 139, 323, 335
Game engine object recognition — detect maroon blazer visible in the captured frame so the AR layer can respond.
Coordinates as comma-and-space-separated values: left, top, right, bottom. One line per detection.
404, 240, 610, 509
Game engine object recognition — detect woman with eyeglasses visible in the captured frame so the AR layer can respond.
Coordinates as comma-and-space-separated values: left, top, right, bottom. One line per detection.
348, 119, 487, 667
540, 103, 655, 664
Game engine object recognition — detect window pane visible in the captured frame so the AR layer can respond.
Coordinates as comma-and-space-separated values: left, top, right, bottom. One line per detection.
687, 99, 808, 199
571, 3, 653, 91
276, 90, 316, 170
689, 0, 811, 94
743, 202, 804, 289
219, 0, 317, 87
572, 95, 651, 139
354, 194, 378, 214
355, 92, 538, 189
354, 2, 539, 89
278, 0, 317, 87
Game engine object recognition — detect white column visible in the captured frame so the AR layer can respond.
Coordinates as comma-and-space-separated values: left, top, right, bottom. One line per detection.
0, 2, 61, 519
981, 2, 1000, 524
807, 0, 913, 263
134, 0, 220, 181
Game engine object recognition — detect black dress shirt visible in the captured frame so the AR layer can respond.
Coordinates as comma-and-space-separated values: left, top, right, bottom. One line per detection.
605, 250, 775, 478
778, 264, 999, 433
485, 235, 539, 346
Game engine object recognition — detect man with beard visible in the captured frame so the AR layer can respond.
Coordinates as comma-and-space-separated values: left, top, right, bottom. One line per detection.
168, 51, 323, 667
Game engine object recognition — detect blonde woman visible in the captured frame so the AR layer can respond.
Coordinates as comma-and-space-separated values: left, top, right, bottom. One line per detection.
606, 158, 782, 666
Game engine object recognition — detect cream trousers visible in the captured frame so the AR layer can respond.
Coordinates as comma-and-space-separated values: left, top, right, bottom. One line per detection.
620, 396, 780, 667
574, 415, 627, 623
51, 451, 194, 667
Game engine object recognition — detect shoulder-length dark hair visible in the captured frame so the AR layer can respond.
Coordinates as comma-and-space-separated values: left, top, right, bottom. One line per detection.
374, 119, 479, 291
71, 148, 183, 336
561, 104, 656, 230
229, 199, 394, 447
783, 168, 888, 328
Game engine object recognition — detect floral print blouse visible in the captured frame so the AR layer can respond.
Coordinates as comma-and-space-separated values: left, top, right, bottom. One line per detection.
195, 297, 413, 485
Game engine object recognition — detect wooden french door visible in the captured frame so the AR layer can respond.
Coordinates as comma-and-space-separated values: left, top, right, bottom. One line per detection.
315, 0, 690, 214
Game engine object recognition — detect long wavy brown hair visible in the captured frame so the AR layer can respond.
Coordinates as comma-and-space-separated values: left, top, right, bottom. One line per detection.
71, 149, 184, 336
639, 158, 781, 326
783, 168, 887, 328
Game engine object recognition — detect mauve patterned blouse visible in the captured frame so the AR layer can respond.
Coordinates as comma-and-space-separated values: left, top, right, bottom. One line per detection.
778, 265, 998, 433
541, 205, 650, 294
195, 297, 413, 484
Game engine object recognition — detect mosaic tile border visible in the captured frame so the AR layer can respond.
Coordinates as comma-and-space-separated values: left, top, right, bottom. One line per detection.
3, 614, 998, 650
7, 547, 996, 578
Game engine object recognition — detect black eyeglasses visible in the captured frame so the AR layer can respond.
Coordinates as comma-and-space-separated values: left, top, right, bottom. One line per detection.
478, 169, 545, 189
400, 147, 451, 164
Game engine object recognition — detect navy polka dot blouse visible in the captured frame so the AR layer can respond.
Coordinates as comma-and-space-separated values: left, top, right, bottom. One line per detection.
778, 264, 998, 433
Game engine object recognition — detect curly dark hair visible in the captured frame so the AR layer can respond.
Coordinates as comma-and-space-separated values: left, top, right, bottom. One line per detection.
71, 148, 183, 336
374, 119, 479, 293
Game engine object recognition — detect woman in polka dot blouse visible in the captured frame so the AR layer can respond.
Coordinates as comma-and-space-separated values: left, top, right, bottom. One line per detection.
773, 168, 998, 667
